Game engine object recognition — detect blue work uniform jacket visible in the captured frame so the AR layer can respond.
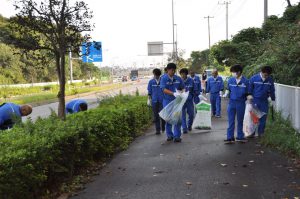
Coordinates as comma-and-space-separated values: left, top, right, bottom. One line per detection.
160, 74, 185, 101
147, 78, 163, 104
183, 77, 195, 101
206, 76, 224, 94
0, 103, 21, 128
227, 76, 249, 101
249, 73, 275, 101
66, 99, 88, 114
191, 75, 201, 96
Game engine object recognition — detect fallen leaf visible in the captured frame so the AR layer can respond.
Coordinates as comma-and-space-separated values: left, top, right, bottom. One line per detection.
249, 160, 255, 163
223, 182, 230, 185
186, 193, 191, 196
232, 172, 236, 175
243, 185, 248, 187
242, 164, 248, 168
186, 182, 192, 186
153, 174, 157, 177
220, 163, 228, 167
160, 154, 164, 156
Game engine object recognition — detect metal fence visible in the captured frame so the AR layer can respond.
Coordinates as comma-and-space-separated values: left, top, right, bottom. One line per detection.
275, 83, 300, 132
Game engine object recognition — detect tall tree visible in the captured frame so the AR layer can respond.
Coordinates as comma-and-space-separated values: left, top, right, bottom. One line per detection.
10, 0, 93, 119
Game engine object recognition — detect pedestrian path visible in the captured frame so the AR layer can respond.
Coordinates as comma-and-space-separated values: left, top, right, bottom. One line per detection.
72, 101, 300, 199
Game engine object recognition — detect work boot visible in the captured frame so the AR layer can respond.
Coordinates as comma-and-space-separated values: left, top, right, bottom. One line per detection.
183, 131, 188, 134
167, 137, 173, 141
174, 138, 182, 143
155, 131, 161, 135
188, 127, 192, 131
236, 138, 248, 143
224, 138, 235, 144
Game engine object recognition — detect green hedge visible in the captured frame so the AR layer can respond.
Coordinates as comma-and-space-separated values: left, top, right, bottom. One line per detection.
0, 95, 152, 198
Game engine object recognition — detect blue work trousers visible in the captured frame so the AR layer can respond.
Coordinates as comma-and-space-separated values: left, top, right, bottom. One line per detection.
182, 100, 194, 131
152, 102, 165, 132
253, 99, 269, 135
227, 100, 246, 139
210, 93, 221, 116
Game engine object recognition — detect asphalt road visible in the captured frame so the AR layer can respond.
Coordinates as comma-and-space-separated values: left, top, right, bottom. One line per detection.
72, 99, 300, 199
23, 80, 148, 122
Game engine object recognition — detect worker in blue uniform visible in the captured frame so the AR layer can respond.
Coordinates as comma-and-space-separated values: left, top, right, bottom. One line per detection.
224, 64, 249, 144
190, 71, 202, 104
248, 66, 275, 138
206, 69, 224, 117
147, 68, 165, 135
66, 99, 88, 114
0, 103, 32, 130
160, 63, 185, 142
180, 68, 195, 134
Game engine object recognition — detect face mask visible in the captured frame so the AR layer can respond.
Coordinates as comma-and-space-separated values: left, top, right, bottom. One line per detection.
232, 73, 237, 78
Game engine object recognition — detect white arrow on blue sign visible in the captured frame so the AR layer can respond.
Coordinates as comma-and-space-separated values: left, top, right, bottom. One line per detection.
82, 41, 103, 63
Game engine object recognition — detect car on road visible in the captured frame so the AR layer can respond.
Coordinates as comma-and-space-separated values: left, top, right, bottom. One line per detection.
131, 76, 138, 81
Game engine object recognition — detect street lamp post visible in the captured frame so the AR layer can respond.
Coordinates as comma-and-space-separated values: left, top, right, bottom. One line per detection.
172, 0, 175, 62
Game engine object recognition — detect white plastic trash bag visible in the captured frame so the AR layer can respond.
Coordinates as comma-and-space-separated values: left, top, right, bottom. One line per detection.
192, 101, 212, 130
243, 103, 266, 136
243, 103, 255, 136
159, 91, 189, 125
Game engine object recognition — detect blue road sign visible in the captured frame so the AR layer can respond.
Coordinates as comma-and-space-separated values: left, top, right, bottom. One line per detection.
82, 41, 103, 63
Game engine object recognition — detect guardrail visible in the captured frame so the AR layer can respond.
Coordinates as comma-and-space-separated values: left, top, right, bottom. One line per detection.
275, 83, 300, 132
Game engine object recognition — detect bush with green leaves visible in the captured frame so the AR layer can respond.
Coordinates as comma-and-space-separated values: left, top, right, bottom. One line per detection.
0, 95, 151, 198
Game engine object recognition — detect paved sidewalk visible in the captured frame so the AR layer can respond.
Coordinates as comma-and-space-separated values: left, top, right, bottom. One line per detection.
72, 100, 300, 199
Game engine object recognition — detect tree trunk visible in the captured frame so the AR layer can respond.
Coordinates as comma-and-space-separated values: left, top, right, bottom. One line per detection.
56, 50, 66, 120
57, 51, 66, 120
287, 0, 292, 7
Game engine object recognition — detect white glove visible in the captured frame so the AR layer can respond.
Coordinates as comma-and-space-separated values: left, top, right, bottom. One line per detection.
199, 94, 207, 101
222, 90, 229, 98
247, 95, 253, 100
173, 92, 181, 98
219, 91, 223, 97
147, 98, 152, 106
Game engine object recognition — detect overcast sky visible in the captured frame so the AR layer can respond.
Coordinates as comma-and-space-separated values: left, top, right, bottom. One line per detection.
0, 0, 298, 67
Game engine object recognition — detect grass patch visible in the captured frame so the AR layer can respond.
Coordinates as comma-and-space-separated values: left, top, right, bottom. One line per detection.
1, 83, 126, 105
261, 110, 300, 157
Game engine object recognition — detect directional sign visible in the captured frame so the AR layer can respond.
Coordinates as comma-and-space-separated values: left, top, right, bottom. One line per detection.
148, 41, 163, 56
82, 41, 103, 63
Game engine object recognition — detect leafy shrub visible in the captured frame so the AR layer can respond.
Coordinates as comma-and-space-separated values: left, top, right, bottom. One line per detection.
261, 110, 300, 157
0, 95, 151, 198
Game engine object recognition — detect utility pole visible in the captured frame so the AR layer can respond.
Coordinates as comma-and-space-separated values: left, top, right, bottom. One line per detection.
264, 0, 268, 22
174, 24, 178, 62
204, 16, 214, 50
68, 47, 73, 83
172, 0, 176, 62
219, 1, 231, 40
